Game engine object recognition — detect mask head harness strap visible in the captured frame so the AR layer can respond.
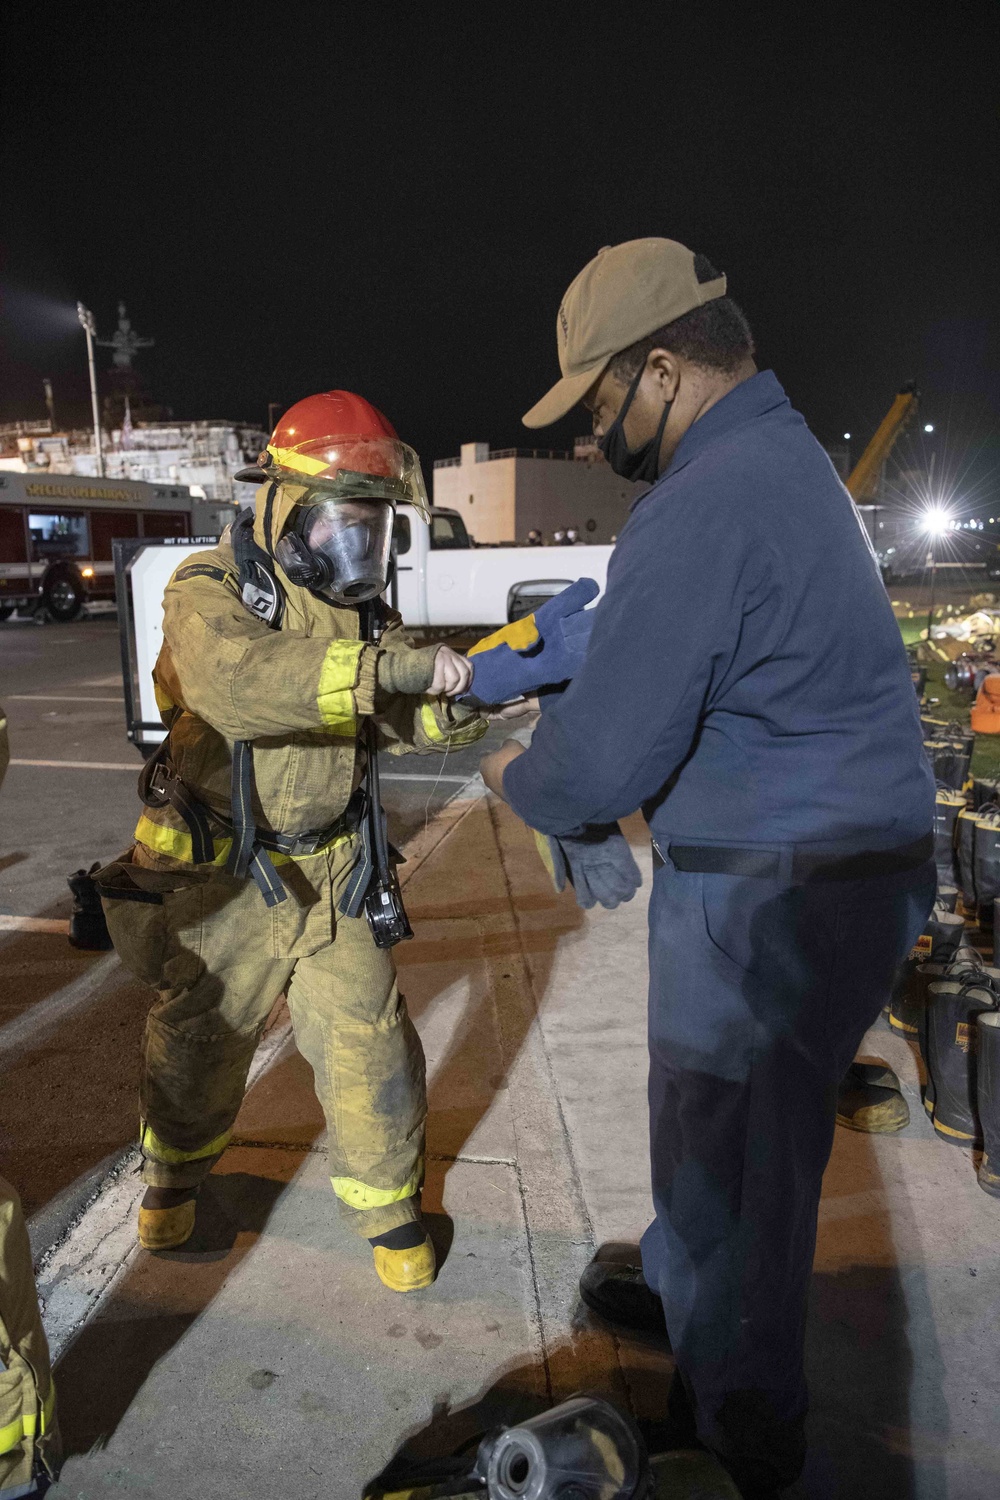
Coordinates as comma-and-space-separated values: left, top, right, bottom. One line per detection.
232, 494, 284, 627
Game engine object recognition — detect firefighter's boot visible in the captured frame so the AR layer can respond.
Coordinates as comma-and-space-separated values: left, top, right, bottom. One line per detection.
889, 907, 965, 1036
977, 1012, 1000, 1196
67, 862, 113, 951
371, 1222, 436, 1292
836, 1062, 909, 1133
138, 1187, 198, 1251
926, 969, 1000, 1146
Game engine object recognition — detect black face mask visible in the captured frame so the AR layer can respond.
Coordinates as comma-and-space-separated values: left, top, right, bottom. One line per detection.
598, 361, 672, 483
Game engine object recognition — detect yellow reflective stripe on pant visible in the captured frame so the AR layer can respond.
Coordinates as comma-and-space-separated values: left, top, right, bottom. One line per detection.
317, 640, 364, 733
330, 1163, 423, 1212
141, 1123, 231, 1165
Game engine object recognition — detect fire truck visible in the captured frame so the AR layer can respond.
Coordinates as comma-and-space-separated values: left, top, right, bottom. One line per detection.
0, 471, 232, 621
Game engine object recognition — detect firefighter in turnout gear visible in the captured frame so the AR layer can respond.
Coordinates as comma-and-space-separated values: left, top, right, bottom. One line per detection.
98, 392, 486, 1292
0, 710, 61, 1493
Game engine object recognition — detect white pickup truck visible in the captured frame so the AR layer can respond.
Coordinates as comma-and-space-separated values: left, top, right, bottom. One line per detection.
116, 504, 613, 749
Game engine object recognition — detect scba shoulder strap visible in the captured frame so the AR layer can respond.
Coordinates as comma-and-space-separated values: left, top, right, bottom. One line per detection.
232, 495, 284, 628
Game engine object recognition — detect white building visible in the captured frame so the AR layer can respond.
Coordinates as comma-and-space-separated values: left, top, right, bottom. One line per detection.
432, 438, 644, 545
0, 420, 269, 506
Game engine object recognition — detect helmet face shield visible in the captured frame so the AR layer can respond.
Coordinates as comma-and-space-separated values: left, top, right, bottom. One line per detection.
267, 435, 430, 521
297, 498, 394, 604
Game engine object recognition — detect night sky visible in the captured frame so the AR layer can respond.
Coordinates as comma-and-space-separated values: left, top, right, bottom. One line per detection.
2, 4, 998, 504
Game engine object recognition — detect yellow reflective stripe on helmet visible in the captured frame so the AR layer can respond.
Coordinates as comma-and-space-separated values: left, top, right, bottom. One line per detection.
318, 640, 364, 733
0, 1382, 55, 1454
134, 816, 350, 868
330, 1166, 422, 1211
467, 614, 539, 657
419, 703, 488, 747
267, 442, 328, 476
141, 1123, 232, 1165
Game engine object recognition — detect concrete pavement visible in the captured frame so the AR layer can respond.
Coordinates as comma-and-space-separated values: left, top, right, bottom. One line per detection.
29, 785, 998, 1499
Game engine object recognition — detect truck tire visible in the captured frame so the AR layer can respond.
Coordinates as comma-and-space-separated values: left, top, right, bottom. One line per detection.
43, 568, 84, 623
0, 604, 14, 622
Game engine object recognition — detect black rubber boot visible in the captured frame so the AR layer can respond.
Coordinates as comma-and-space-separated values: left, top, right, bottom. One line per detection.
926, 966, 1000, 1145
579, 1258, 670, 1342
956, 807, 979, 914
933, 789, 965, 888
977, 1012, 1000, 1197
67, 862, 113, 950
937, 884, 959, 914
836, 1062, 909, 1133
889, 907, 965, 1036
973, 807, 1000, 930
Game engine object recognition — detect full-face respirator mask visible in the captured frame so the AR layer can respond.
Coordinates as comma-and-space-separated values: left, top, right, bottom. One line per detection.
274, 490, 395, 606
266, 433, 430, 609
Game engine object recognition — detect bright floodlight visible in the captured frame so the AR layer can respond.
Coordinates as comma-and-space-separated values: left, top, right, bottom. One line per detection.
923, 508, 951, 536
843, 432, 851, 440
924, 423, 934, 433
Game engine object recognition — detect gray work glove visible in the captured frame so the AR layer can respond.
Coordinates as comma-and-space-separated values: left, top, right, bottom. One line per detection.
534, 822, 642, 910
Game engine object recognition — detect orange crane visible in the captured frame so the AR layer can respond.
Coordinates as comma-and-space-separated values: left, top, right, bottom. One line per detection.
846, 381, 920, 502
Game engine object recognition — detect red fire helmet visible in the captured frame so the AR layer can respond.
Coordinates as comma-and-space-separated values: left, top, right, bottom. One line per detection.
264, 390, 429, 517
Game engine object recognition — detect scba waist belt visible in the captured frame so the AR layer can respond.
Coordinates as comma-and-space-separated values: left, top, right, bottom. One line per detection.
663, 833, 933, 883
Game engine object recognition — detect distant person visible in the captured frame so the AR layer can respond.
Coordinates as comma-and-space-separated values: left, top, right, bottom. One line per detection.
481, 237, 934, 1496
526, 528, 543, 546
0, 704, 61, 1495
565, 526, 584, 545
553, 528, 568, 545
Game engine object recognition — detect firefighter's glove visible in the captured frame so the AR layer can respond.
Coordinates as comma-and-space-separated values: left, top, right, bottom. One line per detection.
461, 577, 599, 707
533, 823, 642, 910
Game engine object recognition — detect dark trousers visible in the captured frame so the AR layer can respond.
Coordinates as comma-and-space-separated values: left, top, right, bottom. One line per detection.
639, 855, 935, 1495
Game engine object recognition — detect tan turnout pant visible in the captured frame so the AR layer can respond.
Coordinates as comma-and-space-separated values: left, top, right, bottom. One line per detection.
100, 838, 426, 1239
0, 1178, 59, 1495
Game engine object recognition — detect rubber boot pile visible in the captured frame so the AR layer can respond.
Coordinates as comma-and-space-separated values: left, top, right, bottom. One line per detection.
896, 717, 1000, 1198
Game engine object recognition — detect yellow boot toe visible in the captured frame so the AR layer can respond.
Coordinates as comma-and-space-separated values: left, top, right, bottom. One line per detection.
373, 1235, 436, 1292
138, 1198, 197, 1250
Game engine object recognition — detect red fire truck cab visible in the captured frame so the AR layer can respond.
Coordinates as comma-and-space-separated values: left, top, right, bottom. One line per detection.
0, 471, 229, 622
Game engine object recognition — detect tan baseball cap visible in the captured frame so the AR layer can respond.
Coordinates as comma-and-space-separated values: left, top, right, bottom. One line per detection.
522, 237, 727, 428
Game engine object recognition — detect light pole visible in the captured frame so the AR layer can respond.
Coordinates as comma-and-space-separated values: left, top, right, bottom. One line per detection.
923, 502, 949, 646
76, 301, 104, 477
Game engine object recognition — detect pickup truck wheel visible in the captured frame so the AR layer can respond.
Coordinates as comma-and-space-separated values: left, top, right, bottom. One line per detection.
43, 570, 84, 622
0, 604, 14, 622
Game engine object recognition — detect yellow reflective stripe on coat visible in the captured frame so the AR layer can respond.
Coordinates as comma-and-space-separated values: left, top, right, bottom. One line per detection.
135, 814, 232, 867
317, 639, 364, 733
330, 1166, 422, 1211
133, 815, 351, 868
419, 703, 488, 747
0, 1381, 55, 1454
141, 1123, 232, 1165
467, 614, 539, 656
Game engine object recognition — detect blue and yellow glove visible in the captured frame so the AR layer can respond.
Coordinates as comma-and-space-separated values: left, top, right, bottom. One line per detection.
461, 577, 599, 708
533, 824, 642, 910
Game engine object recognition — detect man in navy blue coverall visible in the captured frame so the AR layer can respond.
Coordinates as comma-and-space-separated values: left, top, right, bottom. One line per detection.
480, 239, 935, 1498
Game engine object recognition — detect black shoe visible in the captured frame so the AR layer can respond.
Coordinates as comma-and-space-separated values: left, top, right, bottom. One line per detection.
579, 1259, 669, 1342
